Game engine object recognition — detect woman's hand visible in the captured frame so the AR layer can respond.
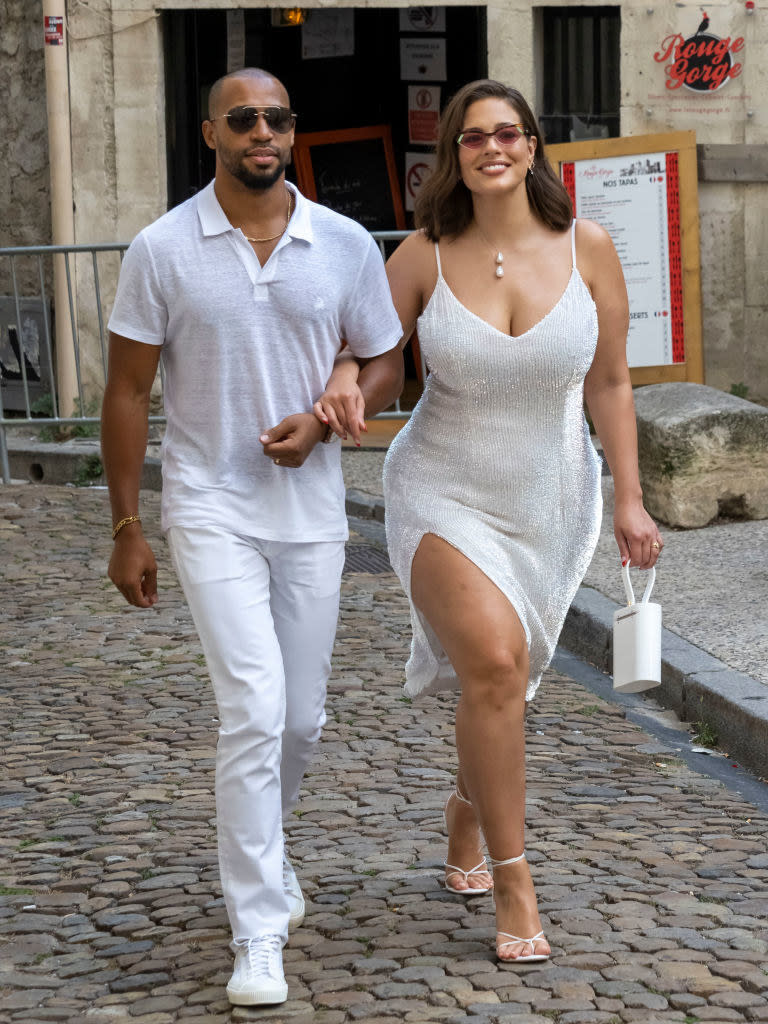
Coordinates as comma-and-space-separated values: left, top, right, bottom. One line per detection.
313, 354, 366, 446
614, 497, 664, 569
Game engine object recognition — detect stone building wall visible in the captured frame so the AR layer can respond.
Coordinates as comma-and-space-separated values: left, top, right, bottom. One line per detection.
1, 0, 51, 312
1, 0, 50, 251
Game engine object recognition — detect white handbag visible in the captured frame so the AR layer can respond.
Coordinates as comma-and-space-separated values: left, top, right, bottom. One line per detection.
612, 562, 662, 693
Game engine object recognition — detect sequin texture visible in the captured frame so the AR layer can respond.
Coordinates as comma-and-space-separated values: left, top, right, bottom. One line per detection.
383, 223, 603, 701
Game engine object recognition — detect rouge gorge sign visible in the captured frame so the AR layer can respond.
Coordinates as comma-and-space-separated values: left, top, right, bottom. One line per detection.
654, 16, 744, 92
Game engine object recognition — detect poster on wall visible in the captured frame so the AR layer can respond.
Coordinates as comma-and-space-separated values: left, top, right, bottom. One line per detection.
399, 7, 446, 33
400, 38, 447, 81
408, 85, 440, 144
302, 10, 355, 60
405, 152, 437, 211
561, 152, 684, 368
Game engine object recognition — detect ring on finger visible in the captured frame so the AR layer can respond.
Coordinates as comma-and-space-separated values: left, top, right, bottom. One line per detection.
651, 541, 661, 549
275, 458, 281, 465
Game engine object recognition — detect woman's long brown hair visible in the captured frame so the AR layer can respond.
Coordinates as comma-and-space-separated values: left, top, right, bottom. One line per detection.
415, 79, 572, 241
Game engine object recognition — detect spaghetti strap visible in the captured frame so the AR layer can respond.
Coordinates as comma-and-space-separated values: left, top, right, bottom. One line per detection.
434, 242, 443, 278
571, 219, 577, 272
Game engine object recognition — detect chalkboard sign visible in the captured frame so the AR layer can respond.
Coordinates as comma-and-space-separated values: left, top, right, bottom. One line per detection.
293, 125, 406, 230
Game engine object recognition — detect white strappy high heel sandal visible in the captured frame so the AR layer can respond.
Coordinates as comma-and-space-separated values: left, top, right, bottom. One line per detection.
488, 851, 550, 963
443, 787, 492, 896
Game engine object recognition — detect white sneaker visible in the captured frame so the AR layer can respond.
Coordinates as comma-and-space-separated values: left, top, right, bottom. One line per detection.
283, 852, 306, 931
226, 935, 287, 1006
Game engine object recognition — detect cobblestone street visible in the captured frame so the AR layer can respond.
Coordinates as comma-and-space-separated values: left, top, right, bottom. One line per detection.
2, 484, 768, 1024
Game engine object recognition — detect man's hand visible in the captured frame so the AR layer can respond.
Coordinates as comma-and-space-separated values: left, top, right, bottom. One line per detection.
260, 413, 327, 468
109, 527, 158, 608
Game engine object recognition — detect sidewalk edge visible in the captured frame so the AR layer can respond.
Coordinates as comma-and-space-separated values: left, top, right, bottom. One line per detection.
561, 586, 768, 780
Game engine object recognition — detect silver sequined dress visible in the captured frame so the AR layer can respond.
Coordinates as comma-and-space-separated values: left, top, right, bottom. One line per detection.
383, 220, 602, 701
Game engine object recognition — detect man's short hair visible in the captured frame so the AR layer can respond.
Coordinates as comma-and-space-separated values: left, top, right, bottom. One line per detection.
207, 68, 290, 120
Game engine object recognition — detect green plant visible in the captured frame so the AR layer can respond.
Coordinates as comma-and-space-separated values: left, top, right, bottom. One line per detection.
30, 392, 54, 416
75, 453, 103, 487
729, 382, 749, 399
693, 720, 718, 748
68, 793, 82, 806
575, 704, 602, 716
0, 886, 35, 895
32, 395, 101, 441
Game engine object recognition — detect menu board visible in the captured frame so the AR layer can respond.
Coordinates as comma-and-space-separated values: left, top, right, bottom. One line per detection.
547, 132, 703, 386
562, 152, 683, 367
293, 125, 406, 231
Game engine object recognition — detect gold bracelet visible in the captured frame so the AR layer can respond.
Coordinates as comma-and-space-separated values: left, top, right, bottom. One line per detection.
112, 514, 141, 540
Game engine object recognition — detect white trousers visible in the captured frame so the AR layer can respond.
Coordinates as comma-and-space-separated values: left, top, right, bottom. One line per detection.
167, 525, 345, 942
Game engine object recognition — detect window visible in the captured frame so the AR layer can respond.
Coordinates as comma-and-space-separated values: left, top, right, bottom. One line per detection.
538, 6, 620, 145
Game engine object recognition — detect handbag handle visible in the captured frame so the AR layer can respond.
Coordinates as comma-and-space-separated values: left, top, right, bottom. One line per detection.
621, 561, 656, 606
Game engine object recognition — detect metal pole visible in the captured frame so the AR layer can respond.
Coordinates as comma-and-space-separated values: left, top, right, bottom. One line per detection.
0, 425, 10, 485
43, 0, 77, 418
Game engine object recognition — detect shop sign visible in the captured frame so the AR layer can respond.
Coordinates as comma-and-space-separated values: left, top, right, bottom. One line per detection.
654, 13, 743, 92
44, 15, 64, 46
408, 85, 440, 144
405, 153, 436, 212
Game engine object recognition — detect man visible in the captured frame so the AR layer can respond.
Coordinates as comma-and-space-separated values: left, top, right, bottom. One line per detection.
101, 67, 403, 1006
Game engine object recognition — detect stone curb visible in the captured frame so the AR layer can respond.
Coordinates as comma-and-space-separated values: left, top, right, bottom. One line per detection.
561, 586, 768, 780
5, 437, 161, 490
6, 437, 768, 779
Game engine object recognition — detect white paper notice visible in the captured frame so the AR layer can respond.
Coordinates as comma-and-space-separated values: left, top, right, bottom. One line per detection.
405, 152, 437, 211
400, 38, 447, 81
226, 11, 245, 73
302, 10, 354, 60
570, 152, 674, 367
399, 7, 446, 33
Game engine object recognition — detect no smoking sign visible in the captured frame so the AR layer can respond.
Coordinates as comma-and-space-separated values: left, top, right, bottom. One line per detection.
405, 153, 437, 211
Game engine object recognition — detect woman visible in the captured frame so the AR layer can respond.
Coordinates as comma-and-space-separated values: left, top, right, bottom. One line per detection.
316, 79, 663, 962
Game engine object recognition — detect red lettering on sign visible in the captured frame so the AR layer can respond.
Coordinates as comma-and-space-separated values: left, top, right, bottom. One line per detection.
655, 27, 745, 93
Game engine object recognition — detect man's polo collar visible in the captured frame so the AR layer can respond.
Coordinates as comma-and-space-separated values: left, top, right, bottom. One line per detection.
196, 179, 314, 244
284, 182, 313, 244
196, 181, 232, 237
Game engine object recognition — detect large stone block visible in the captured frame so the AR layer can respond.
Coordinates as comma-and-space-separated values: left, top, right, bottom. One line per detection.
634, 382, 768, 528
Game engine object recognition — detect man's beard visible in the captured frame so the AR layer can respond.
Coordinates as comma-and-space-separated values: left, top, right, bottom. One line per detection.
226, 150, 291, 191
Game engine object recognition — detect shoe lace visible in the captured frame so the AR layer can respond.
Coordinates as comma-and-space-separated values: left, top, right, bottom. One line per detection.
236, 935, 282, 978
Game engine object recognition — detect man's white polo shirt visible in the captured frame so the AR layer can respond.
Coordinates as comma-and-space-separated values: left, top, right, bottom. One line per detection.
108, 181, 402, 541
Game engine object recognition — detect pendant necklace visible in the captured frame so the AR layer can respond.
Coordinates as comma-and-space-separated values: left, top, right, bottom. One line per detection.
474, 221, 505, 279
243, 189, 293, 244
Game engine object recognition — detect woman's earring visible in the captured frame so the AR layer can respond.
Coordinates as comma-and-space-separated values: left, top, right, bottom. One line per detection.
528, 163, 534, 177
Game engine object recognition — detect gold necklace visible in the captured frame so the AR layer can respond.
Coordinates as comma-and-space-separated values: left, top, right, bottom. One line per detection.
244, 189, 292, 244
474, 220, 505, 279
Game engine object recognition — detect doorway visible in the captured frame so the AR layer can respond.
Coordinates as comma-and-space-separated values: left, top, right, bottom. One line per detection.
163, 6, 488, 220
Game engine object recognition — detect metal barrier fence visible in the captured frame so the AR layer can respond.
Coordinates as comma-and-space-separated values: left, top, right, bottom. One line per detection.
0, 231, 415, 484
